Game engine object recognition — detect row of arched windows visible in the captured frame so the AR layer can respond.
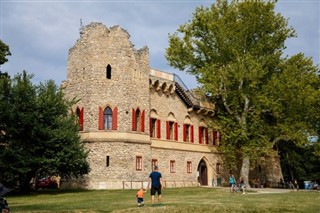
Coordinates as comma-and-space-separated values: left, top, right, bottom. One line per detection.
75, 107, 221, 145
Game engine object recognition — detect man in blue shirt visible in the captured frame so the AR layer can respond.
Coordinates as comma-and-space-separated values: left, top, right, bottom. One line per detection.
147, 165, 163, 206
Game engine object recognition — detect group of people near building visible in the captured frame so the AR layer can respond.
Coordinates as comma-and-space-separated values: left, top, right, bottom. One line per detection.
229, 174, 247, 194
137, 168, 251, 208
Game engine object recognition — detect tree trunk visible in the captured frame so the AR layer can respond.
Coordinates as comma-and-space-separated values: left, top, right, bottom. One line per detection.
240, 156, 251, 188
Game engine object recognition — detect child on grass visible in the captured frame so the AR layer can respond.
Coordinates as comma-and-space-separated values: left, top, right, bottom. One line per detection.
136, 188, 147, 207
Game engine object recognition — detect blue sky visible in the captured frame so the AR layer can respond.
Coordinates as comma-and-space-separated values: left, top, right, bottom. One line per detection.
1, 0, 319, 89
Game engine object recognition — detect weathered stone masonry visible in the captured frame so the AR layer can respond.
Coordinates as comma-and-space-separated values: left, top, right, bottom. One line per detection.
61, 22, 283, 189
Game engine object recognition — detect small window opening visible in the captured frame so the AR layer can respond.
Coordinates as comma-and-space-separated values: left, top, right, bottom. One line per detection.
187, 161, 192, 173
106, 156, 110, 167
106, 64, 111, 79
136, 156, 142, 171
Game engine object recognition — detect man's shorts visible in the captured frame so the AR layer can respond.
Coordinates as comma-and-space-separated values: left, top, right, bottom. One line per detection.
137, 198, 144, 203
151, 185, 161, 196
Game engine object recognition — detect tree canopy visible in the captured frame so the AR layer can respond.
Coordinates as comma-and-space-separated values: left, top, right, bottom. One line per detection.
0, 70, 90, 192
0, 40, 11, 66
166, 0, 320, 183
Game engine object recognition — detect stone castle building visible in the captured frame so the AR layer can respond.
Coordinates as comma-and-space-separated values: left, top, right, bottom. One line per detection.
61, 22, 283, 189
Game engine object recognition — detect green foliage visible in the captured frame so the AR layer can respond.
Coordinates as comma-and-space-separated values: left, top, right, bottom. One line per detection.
166, 0, 319, 178
0, 40, 11, 66
0, 71, 89, 192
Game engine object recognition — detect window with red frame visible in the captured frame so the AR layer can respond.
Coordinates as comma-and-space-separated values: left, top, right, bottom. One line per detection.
212, 129, 217, 146
187, 161, 192, 173
150, 118, 157, 137
98, 106, 118, 130
183, 124, 190, 142
76, 107, 84, 131
136, 156, 142, 171
132, 108, 145, 132
199, 127, 208, 144
170, 160, 176, 173
166, 121, 178, 141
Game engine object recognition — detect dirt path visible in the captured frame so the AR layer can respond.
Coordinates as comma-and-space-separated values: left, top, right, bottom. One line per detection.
250, 188, 294, 193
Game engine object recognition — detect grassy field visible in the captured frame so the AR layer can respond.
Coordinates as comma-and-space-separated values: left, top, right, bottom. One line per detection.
4, 187, 320, 213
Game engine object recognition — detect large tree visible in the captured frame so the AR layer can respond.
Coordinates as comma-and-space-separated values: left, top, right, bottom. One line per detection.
166, 0, 319, 184
0, 71, 90, 193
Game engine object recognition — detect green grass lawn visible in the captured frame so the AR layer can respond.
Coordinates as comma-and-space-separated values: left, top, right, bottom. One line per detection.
5, 187, 320, 213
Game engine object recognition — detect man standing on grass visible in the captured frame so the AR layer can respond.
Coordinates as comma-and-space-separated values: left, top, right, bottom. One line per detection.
147, 165, 163, 206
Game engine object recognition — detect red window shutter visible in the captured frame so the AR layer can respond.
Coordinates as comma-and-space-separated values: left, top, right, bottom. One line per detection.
166, 121, 170, 140
219, 131, 222, 145
79, 108, 84, 131
205, 128, 209, 144
199, 127, 202, 144
112, 106, 118, 130
150, 118, 152, 137
191, 125, 194, 143
141, 110, 145, 132
132, 108, 136, 131
183, 124, 186, 142
174, 122, 178, 141
98, 107, 104, 130
213, 129, 217, 146
157, 119, 161, 139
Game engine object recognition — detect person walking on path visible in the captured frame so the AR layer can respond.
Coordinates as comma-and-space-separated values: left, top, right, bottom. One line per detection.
147, 165, 163, 206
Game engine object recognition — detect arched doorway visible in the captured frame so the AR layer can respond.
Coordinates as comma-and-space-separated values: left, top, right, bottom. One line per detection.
197, 159, 208, 185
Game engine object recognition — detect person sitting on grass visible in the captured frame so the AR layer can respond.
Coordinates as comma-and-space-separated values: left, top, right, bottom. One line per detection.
136, 188, 147, 207
239, 177, 246, 194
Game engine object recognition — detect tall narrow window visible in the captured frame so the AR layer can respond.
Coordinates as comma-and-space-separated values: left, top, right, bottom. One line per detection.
151, 159, 158, 170
76, 107, 84, 131
170, 160, 175, 173
106, 156, 110, 167
216, 163, 220, 174
104, 107, 112, 130
187, 161, 192, 173
135, 109, 141, 132
136, 156, 142, 171
150, 118, 157, 137
183, 124, 190, 142
166, 121, 175, 140
157, 119, 161, 138
106, 64, 111, 79
199, 127, 203, 144
199, 127, 208, 144
213, 129, 217, 146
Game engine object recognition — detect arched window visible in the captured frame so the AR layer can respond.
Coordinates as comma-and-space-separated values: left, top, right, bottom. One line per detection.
104, 107, 112, 130
132, 108, 145, 132
106, 64, 111, 79
166, 113, 178, 141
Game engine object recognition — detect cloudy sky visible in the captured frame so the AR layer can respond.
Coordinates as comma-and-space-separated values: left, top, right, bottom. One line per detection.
1, 0, 319, 89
